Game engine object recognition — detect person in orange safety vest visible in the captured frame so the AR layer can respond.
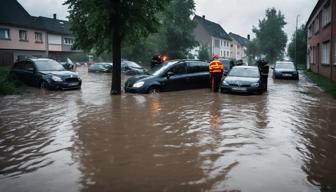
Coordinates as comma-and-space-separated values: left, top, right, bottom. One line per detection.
209, 55, 224, 92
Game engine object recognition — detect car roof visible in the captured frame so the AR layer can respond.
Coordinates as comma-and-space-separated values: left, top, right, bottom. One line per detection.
232, 66, 258, 69
276, 61, 294, 64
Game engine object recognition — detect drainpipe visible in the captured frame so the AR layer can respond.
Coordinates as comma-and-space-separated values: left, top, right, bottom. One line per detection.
45, 31, 49, 58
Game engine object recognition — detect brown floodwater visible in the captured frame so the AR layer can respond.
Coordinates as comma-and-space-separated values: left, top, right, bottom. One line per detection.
1, 66, 336, 192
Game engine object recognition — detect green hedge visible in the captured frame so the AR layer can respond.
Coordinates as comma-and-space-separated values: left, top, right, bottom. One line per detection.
304, 70, 336, 98
0, 67, 22, 95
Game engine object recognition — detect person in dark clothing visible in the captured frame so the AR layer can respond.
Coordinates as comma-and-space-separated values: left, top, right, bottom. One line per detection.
150, 54, 163, 68
257, 59, 269, 91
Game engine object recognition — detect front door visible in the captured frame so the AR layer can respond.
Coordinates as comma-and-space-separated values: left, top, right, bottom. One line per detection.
162, 63, 188, 91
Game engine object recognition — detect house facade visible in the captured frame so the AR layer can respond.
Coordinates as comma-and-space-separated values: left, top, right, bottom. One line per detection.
0, 0, 82, 67
192, 15, 232, 59
229, 32, 249, 63
307, 0, 336, 80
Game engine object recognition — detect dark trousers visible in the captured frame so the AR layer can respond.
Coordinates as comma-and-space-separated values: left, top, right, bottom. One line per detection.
261, 75, 268, 91
210, 73, 222, 92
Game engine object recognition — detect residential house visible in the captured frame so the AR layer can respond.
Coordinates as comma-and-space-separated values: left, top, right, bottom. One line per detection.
229, 32, 249, 63
0, 0, 82, 67
192, 15, 232, 59
307, 0, 336, 80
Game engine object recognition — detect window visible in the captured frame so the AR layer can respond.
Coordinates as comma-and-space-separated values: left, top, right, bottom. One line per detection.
0, 28, 10, 39
308, 27, 312, 38
188, 61, 208, 73
35, 32, 43, 43
314, 19, 320, 34
214, 39, 220, 48
323, 5, 331, 26
321, 41, 330, 65
19, 30, 28, 41
168, 63, 187, 75
64, 38, 74, 45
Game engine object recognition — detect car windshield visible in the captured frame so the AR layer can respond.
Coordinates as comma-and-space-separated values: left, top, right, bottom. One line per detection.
35, 60, 65, 71
147, 61, 179, 76
220, 60, 231, 70
228, 67, 260, 78
123, 61, 142, 69
276, 62, 295, 69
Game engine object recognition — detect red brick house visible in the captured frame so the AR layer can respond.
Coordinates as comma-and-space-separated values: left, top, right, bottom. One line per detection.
307, 0, 336, 80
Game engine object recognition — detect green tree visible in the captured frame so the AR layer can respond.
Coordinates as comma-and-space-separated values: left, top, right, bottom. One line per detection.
288, 24, 307, 66
252, 8, 287, 64
198, 43, 210, 61
163, 0, 197, 59
64, 0, 170, 95
246, 39, 259, 65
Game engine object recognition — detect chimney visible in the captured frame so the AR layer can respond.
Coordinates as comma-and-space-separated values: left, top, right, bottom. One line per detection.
53, 14, 57, 20
247, 34, 250, 40
202, 15, 205, 19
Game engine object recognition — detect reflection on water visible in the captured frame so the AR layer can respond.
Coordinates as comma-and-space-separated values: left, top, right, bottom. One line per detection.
0, 68, 336, 192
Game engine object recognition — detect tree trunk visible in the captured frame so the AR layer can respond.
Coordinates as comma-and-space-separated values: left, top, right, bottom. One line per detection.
110, 0, 121, 95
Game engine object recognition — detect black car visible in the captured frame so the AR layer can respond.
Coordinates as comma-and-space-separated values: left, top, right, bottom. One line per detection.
121, 60, 146, 76
273, 61, 299, 80
10, 58, 82, 90
59, 58, 75, 71
219, 59, 233, 76
88, 63, 113, 73
124, 60, 210, 93
220, 66, 263, 94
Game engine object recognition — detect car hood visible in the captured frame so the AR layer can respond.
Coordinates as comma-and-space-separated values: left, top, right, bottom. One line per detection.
40, 71, 80, 78
224, 76, 259, 85
125, 75, 151, 86
274, 68, 296, 72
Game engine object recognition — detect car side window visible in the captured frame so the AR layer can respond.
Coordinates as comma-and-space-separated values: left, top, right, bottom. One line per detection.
13, 62, 25, 70
168, 63, 187, 75
24, 61, 35, 71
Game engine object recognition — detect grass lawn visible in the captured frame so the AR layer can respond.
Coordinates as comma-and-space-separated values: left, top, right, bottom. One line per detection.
0, 67, 22, 95
304, 70, 336, 98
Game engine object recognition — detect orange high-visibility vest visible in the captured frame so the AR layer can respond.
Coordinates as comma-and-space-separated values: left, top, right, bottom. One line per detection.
209, 60, 224, 74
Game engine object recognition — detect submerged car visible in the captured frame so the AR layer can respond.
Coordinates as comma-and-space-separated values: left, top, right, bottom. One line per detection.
88, 63, 113, 73
121, 60, 146, 76
10, 58, 81, 90
59, 58, 75, 71
219, 59, 233, 76
220, 66, 263, 94
273, 61, 299, 80
124, 60, 210, 93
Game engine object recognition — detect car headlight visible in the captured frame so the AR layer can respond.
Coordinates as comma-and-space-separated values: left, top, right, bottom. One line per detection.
133, 81, 144, 88
251, 82, 259, 87
51, 75, 63, 82
222, 80, 229, 86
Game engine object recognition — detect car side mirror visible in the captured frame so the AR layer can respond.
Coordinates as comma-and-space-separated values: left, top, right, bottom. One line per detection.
167, 71, 174, 79
271, 66, 274, 69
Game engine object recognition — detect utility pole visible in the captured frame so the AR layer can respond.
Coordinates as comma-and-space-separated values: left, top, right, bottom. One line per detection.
295, 14, 300, 66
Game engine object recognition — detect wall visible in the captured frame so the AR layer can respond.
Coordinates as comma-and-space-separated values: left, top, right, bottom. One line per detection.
0, 25, 46, 51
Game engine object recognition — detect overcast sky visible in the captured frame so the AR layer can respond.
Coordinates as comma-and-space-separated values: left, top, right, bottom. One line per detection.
18, 0, 317, 39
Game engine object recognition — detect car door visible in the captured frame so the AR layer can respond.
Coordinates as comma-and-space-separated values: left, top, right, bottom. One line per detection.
161, 62, 188, 91
22, 61, 38, 86
186, 61, 210, 89
10, 61, 26, 82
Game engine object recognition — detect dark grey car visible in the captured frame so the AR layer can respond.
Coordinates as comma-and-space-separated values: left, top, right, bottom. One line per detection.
273, 61, 299, 80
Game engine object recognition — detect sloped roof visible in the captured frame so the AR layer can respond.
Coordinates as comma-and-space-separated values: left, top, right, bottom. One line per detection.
193, 15, 232, 41
36, 16, 71, 35
0, 0, 42, 30
0, 0, 71, 35
229, 32, 249, 47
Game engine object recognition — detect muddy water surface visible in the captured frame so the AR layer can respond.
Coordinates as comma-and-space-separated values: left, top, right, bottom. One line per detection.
1, 67, 336, 192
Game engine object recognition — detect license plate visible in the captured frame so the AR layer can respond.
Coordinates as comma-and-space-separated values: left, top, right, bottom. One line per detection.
69, 82, 79, 86
282, 73, 292, 77
232, 87, 246, 91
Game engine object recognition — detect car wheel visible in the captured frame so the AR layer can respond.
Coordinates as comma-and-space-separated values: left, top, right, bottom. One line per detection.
148, 86, 160, 94
40, 81, 50, 90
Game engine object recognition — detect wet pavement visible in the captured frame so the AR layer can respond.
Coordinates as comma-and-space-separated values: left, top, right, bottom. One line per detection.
1, 66, 336, 192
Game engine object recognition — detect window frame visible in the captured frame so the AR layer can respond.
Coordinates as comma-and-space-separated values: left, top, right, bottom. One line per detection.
19, 30, 28, 41
321, 41, 330, 65
0, 28, 10, 40
34, 32, 43, 43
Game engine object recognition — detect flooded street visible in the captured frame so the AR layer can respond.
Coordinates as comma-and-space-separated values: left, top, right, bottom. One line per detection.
1, 66, 336, 192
